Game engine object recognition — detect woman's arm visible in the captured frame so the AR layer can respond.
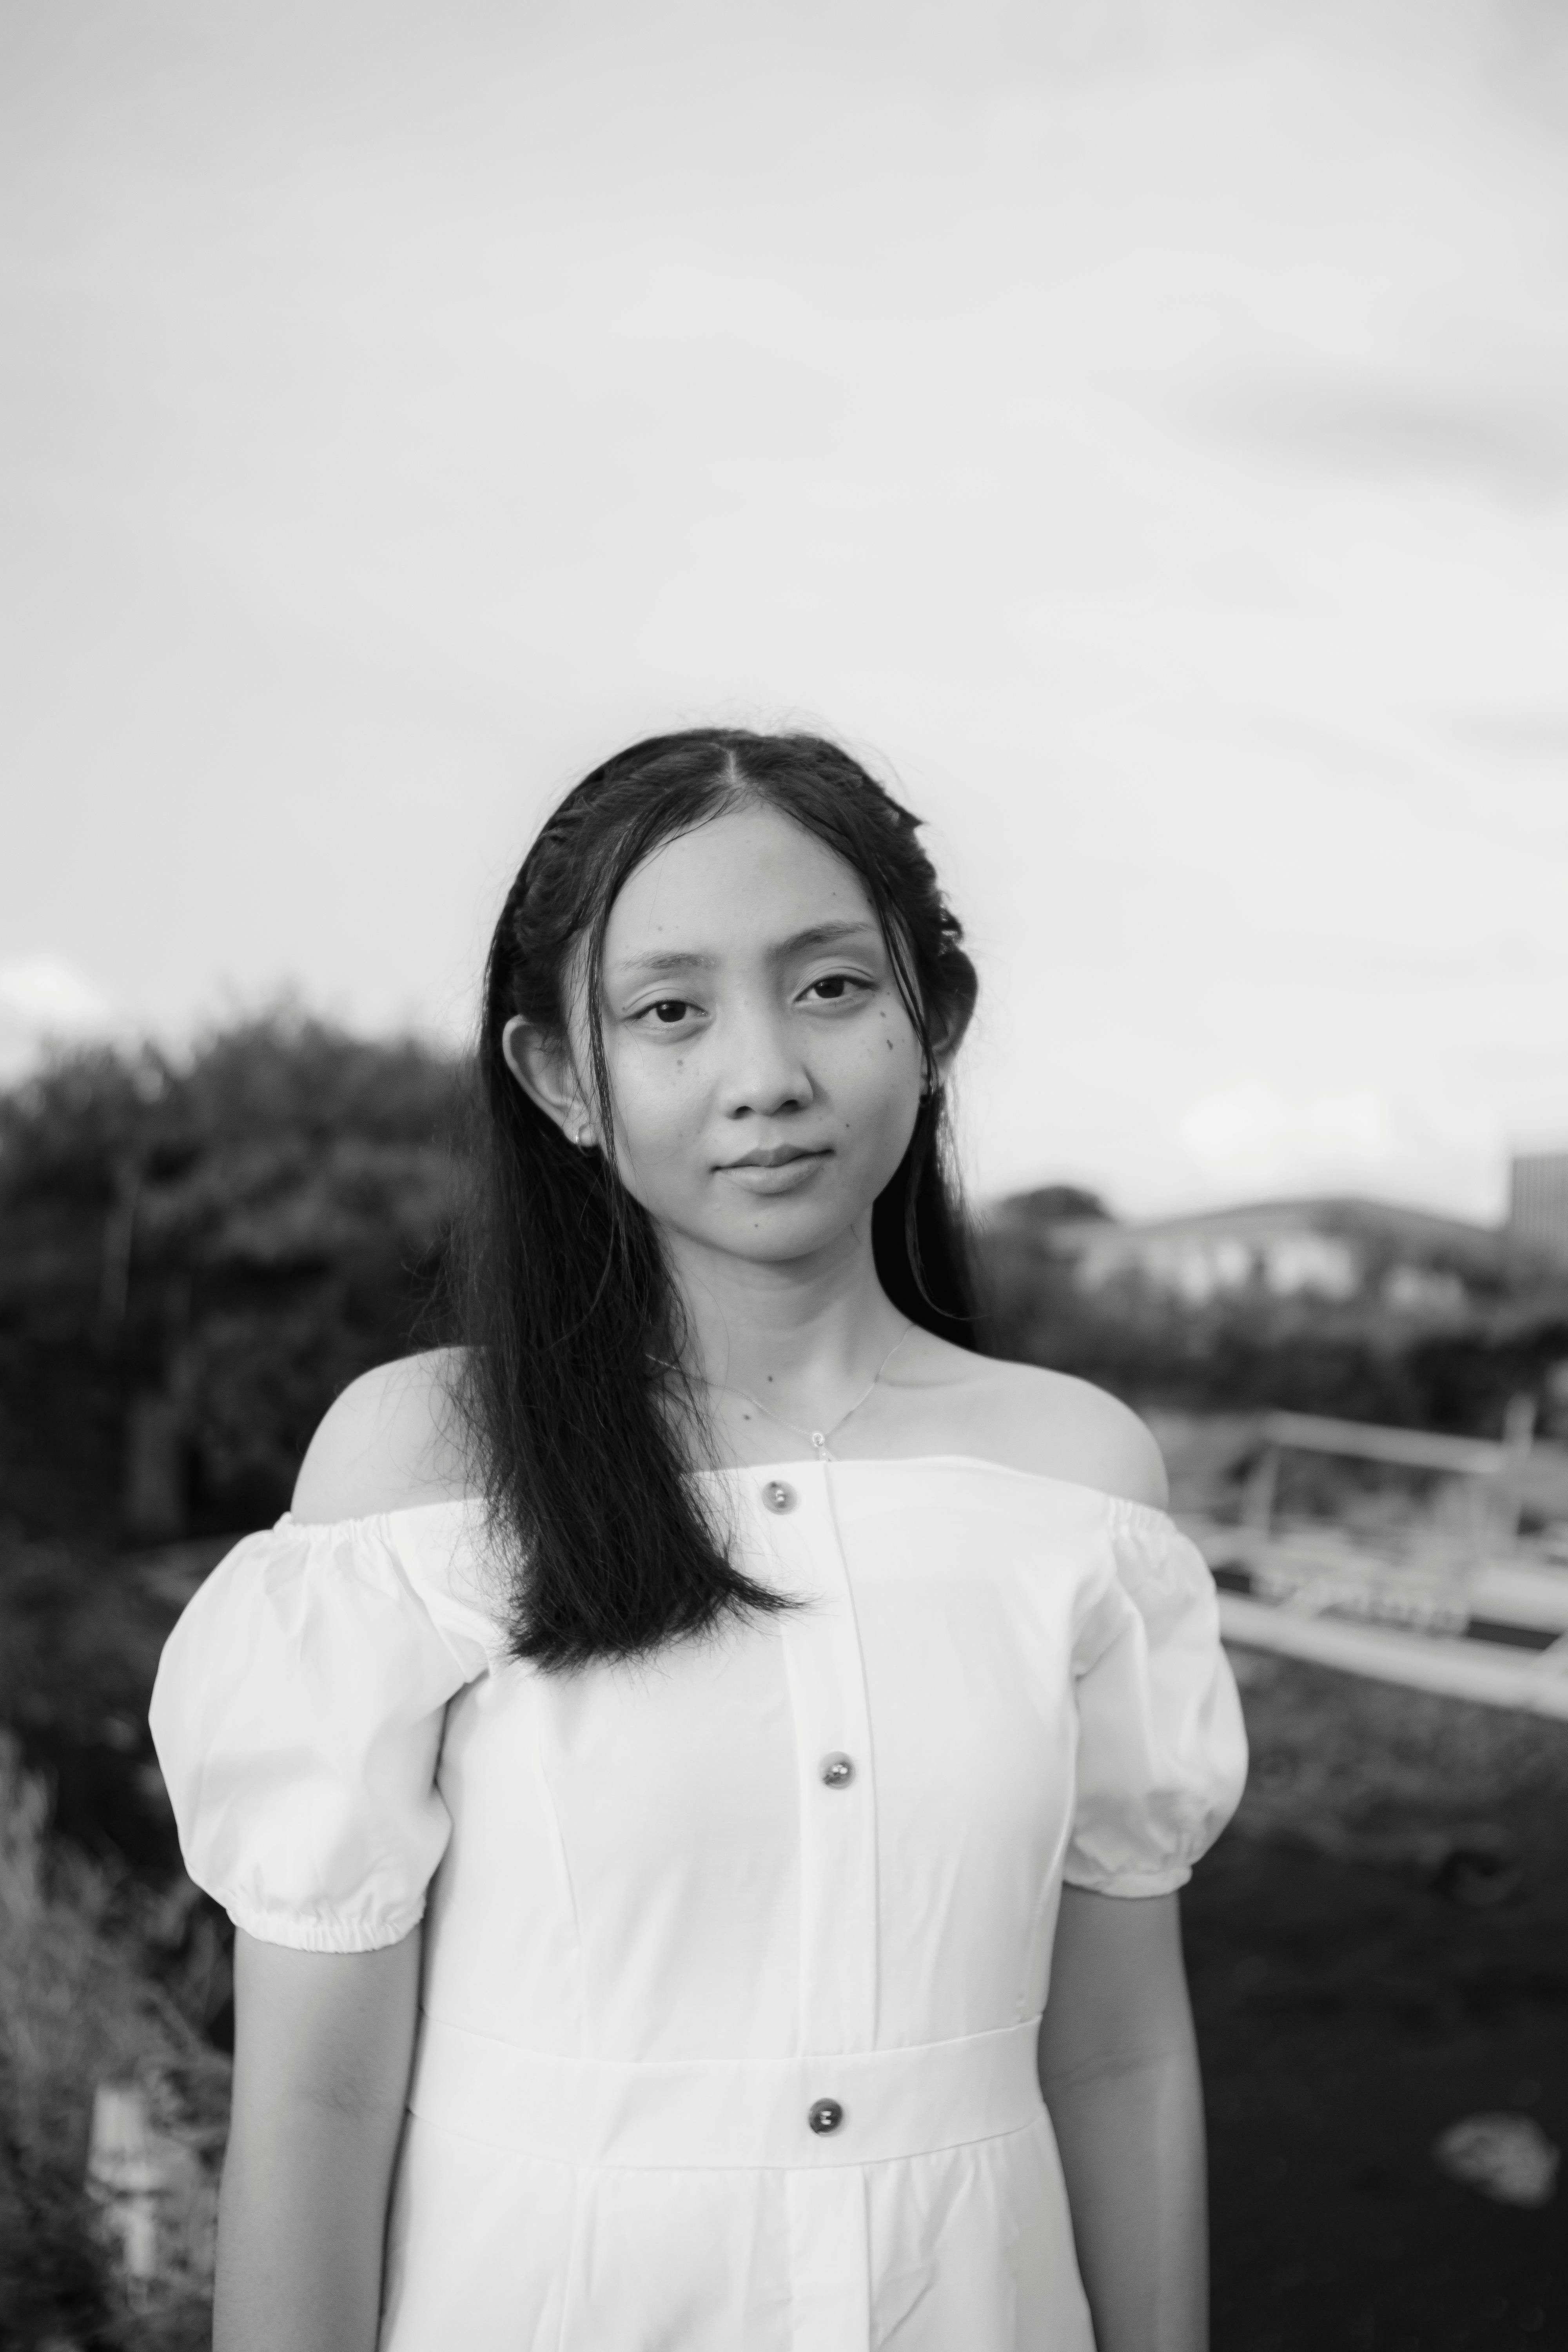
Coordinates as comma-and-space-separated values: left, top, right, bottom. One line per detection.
215, 1927, 423, 2352
1037, 1886, 1208, 2352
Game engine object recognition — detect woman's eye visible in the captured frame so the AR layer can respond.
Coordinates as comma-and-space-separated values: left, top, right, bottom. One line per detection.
647, 999, 695, 1025
804, 975, 862, 1004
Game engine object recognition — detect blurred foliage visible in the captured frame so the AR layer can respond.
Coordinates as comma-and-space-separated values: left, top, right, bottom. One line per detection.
0, 1011, 464, 1545
0, 1010, 465, 2190
0, 1527, 187, 1875
0, 1735, 230, 2350
998, 1182, 1112, 1226
976, 1209, 1568, 1438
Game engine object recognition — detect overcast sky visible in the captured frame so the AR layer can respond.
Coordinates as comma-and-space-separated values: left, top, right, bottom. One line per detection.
4, 0, 1567, 1218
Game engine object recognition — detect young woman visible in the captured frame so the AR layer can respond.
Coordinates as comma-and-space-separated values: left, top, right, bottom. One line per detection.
151, 728, 1246, 2352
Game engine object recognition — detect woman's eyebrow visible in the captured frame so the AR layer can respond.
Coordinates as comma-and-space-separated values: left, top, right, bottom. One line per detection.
610, 948, 718, 978
775, 920, 882, 957
610, 921, 881, 980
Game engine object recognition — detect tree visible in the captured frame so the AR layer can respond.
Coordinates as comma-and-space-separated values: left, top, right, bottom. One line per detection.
0, 1013, 464, 1544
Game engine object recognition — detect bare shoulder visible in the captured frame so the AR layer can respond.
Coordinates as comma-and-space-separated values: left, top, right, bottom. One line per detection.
981, 1359, 1168, 1508
290, 1348, 474, 1525
904, 1338, 1168, 1509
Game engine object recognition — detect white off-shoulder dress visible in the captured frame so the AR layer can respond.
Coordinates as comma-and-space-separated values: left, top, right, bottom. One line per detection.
150, 1455, 1246, 2352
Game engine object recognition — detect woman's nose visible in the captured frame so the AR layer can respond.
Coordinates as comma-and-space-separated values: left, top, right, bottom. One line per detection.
717, 1010, 813, 1118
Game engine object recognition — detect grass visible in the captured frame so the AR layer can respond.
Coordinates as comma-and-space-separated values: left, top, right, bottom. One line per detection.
1192, 1649, 1568, 2350
0, 1735, 229, 2352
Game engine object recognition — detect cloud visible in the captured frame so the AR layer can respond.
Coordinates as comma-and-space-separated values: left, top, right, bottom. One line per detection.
1170, 1085, 1514, 1219
1180, 1088, 1399, 1187
0, 958, 118, 1081
1200, 371, 1568, 502
1447, 710, 1568, 761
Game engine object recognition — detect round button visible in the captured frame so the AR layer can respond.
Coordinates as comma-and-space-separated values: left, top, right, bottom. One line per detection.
820, 1753, 855, 1789
807, 2098, 844, 2136
761, 1480, 797, 1514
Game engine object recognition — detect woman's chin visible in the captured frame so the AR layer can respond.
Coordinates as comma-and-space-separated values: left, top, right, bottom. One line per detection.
659, 1194, 872, 1270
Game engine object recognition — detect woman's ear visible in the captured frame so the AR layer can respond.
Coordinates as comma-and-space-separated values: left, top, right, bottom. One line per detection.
929, 994, 973, 1090
500, 1016, 598, 1149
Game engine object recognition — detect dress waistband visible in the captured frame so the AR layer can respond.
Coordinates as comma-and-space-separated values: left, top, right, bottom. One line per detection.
407, 2014, 1045, 2171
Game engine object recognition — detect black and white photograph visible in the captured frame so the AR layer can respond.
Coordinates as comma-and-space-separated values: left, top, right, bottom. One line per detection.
2, 4, 1566, 2348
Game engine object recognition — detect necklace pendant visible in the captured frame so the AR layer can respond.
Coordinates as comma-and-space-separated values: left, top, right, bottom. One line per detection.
811, 1432, 829, 1457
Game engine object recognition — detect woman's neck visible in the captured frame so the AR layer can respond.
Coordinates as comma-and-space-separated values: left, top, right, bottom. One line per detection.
661, 1222, 910, 1421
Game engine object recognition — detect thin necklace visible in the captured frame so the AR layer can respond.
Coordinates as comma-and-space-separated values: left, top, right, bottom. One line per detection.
704, 1323, 916, 1463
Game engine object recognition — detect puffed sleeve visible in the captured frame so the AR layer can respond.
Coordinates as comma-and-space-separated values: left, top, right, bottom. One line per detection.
1063, 1500, 1247, 1898
149, 1512, 498, 1953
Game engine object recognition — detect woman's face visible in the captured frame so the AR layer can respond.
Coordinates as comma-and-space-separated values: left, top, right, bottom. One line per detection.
575, 802, 926, 1270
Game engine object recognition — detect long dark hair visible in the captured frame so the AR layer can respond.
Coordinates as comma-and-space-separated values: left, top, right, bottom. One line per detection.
450, 728, 981, 1670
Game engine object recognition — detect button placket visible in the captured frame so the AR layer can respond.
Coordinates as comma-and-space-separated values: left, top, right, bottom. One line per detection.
771, 1465, 880, 2062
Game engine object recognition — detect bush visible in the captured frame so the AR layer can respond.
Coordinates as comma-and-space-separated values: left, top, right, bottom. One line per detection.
0, 1012, 463, 1546
0, 1736, 229, 2350
976, 1218, 1568, 1436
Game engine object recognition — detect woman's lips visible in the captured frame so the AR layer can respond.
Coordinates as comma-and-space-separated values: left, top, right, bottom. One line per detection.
719, 1148, 830, 1194
726, 1145, 824, 1168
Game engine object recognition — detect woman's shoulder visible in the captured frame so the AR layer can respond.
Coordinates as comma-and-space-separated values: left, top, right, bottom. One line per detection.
911, 1342, 1169, 1510
290, 1349, 476, 1526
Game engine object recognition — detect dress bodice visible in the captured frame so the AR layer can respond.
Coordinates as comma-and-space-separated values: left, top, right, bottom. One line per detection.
151, 1455, 1246, 2352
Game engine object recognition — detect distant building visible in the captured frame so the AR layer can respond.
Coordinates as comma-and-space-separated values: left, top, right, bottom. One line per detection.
1003, 1194, 1500, 1313
1509, 1152, 1568, 1265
